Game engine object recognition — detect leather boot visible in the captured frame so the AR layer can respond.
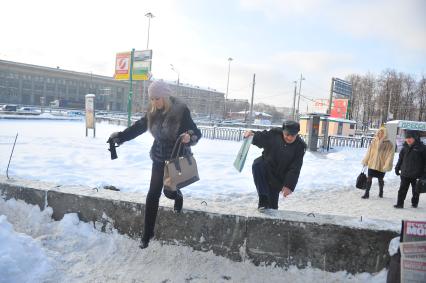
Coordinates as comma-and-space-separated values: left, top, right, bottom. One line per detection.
174, 189, 183, 213
362, 180, 372, 199
378, 179, 384, 198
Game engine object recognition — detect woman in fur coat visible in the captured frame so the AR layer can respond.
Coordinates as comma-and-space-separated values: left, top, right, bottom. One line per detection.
361, 127, 395, 199
108, 81, 201, 249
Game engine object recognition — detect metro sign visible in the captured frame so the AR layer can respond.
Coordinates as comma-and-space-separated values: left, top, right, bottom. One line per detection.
114, 52, 131, 80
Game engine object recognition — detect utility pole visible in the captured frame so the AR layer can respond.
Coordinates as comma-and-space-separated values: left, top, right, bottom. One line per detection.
296, 74, 305, 120
223, 57, 233, 119
323, 78, 334, 150
387, 89, 392, 122
170, 64, 180, 96
291, 80, 297, 120
248, 74, 256, 126
127, 48, 135, 127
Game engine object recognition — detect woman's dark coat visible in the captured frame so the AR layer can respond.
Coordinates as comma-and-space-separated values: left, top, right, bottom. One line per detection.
116, 97, 201, 162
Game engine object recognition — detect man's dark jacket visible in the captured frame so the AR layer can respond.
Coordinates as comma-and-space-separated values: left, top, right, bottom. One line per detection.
252, 127, 306, 191
395, 139, 426, 179
116, 97, 201, 162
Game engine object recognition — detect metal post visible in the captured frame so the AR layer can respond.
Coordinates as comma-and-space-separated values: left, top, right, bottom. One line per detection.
145, 12, 154, 49
223, 57, 233, 119
387, 89, 392, 121
142, 80, 147, 112
6, 133, 18, 179
127, 49, 135, 127
291, 81, 297, 120
323, 78, 334, 150
248, 74, 256, 126
170, 64, 180, 96
296, 74, 305, 119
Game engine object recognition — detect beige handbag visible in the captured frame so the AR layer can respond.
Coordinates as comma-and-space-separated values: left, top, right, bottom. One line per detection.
163, 134, 199, 192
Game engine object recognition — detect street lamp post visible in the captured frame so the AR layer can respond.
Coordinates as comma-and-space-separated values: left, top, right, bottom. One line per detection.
170, 64, 180, 95
145, 12, 154, 49
296, 74, 305, 119
142, 12, 154, 112
223, 57, 233, 119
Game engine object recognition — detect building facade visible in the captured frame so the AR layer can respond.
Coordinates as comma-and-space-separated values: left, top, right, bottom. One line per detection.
0, 60, 224, 116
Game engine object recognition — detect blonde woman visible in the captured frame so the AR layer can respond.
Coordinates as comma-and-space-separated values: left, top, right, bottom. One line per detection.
361, 127, 395, 199
108, 81, 201, 249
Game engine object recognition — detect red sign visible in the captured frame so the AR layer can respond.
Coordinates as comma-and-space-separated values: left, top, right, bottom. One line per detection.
330, 99, 349, 119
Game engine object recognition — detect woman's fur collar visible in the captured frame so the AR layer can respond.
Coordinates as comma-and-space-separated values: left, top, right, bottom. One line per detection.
148, 97, 187, 141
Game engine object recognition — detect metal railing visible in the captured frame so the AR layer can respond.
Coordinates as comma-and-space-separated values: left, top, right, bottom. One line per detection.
199, 126, 245, 141
298, 135, 374, 150
98, 118, 374, 149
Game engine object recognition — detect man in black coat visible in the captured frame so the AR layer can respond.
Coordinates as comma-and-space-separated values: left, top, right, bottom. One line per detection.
244, 121, 307, 210
394, 130, 426, 208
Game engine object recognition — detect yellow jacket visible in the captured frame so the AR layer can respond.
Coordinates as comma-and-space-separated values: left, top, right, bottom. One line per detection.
362, 128, 395, 172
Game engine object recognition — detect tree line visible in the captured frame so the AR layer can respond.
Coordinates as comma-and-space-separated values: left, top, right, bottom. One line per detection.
346, 70, 425, 128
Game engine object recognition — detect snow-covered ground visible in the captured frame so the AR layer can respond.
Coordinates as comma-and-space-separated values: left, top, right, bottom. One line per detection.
0, 118, 424, 282
0, 197, 387, 283
1, 119, 424, 226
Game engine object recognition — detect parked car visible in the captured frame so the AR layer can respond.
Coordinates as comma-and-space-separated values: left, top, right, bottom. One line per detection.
1, 104, 18, 111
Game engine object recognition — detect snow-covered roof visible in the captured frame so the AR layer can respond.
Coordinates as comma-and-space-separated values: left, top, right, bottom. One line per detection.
386, 120, 426, 131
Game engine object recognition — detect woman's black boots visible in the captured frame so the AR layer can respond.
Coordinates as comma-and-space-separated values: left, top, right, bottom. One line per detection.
378, 179, 384, 198
361, 180, 372, 199
139, 232, 154, 249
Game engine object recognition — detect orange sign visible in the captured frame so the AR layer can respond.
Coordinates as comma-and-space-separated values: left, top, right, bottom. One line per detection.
114, 52, 131, 80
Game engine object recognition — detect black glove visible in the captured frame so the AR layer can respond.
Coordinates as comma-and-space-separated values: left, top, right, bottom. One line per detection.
108, 132, 121, 145
395, 168, 400, 176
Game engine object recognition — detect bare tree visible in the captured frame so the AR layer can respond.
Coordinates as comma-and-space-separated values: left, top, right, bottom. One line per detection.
417, 76, 426, 121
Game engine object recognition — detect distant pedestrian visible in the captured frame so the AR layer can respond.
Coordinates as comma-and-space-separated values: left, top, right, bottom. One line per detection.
244, 121, 306, 210
394, 130, 426, 208
108, 81, 202, 248
361, 127, 395, 199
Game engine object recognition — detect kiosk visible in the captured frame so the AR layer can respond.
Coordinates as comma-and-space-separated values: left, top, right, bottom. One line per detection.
385, 120, 426, 151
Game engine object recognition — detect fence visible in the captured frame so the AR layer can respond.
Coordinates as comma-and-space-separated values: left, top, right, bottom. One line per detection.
198, 126, 374, 149
199, 127, 245, 141
97, 119, 373, 149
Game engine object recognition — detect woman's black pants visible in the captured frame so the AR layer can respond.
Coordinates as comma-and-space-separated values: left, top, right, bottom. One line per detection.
142, 161, 181, 241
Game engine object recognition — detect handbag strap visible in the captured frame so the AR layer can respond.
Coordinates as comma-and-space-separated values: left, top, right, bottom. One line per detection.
169, 133, 186, 160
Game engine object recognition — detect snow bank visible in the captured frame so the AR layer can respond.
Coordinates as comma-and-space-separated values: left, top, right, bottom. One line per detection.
0, 197, 387, 282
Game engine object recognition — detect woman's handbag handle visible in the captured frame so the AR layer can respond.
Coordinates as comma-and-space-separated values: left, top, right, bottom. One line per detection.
169, 133, 186, 160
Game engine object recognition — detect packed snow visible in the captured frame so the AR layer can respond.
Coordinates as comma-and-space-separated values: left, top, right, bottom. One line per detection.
0, 197, 387, 283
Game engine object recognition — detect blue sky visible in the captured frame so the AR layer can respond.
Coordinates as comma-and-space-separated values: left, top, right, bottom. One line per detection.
1, 0, 425, 111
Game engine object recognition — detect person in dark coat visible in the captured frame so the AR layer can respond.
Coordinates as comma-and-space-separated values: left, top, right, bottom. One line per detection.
394, 130, 426, 208
244, 121, 306, 210
108, 81, 202, 248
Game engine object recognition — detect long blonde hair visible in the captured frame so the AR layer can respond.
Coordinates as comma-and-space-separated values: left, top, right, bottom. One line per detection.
149, 97, 172, 114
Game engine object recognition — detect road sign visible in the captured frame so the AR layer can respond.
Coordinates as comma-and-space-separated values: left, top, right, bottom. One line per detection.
333, 78, 352, 97
114, 50, 152, 81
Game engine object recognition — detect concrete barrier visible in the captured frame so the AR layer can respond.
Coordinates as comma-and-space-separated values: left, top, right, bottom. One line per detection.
0, 176, 398, 274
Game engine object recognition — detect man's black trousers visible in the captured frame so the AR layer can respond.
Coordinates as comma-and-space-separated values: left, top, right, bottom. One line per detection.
397, 176, 419, 207
252, 157, 280, 209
